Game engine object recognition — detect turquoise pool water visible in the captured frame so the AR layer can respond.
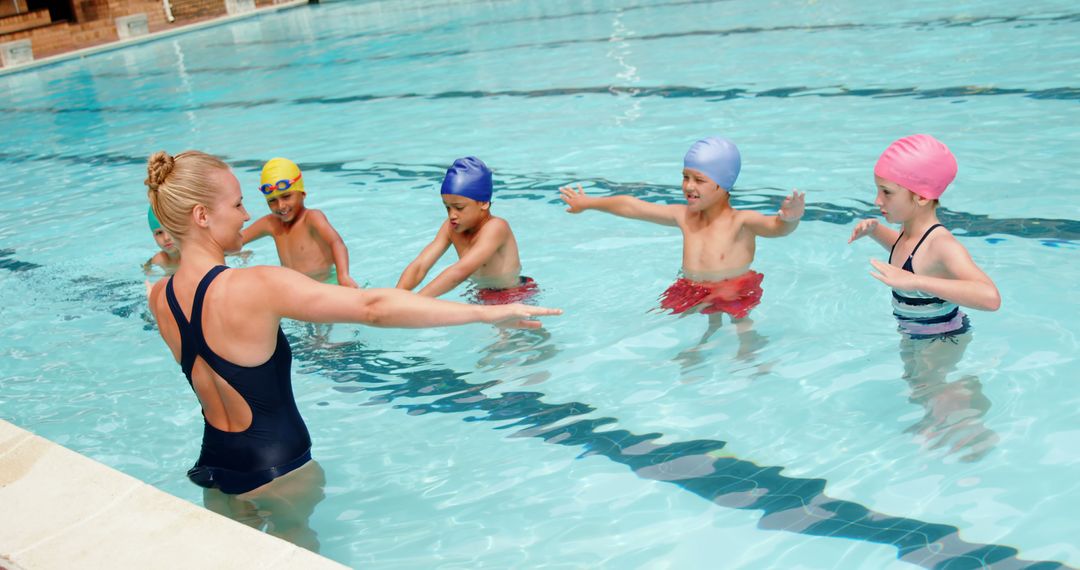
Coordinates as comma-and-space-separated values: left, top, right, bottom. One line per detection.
2, 0, 1078, 567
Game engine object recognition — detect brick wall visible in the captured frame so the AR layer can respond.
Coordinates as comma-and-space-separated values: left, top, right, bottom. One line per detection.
168, 0, 227, 21
1, 0, 295, 65
72, 0, 169, 29
0, 9, 51, 34
0, 0, 30, 18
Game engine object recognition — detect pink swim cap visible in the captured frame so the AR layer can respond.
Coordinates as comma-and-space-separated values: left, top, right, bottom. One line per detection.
873, 134, 957, 200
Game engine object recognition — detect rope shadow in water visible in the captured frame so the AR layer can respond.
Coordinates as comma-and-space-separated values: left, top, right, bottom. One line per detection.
286, 332, 1070, 570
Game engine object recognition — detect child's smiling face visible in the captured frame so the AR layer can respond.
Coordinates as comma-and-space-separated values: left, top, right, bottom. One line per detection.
267, 190, 304, 223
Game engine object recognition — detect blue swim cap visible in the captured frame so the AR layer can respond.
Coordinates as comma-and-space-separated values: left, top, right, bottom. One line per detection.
683, 137, 741, 191
440, 157, 493, 203
148, 206, 162, 232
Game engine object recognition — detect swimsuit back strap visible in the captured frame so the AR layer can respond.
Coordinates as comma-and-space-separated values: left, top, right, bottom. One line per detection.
188, 265, 229, 342
908, 223, 944, 260
162, 266, 229, 377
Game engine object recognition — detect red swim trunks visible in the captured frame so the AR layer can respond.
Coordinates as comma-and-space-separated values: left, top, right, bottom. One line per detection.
658, 271, 764, 319
470, 276, 540, 305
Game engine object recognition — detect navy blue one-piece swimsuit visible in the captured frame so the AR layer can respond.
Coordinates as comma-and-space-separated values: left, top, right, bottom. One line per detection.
165, 265, 311, 494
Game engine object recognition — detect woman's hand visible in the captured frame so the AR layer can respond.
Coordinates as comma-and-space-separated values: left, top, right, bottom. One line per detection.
559, 184, 591, 214
483, 304, 563, 329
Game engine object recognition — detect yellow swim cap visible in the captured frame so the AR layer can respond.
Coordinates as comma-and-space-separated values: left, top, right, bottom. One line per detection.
259, 157, 305, 201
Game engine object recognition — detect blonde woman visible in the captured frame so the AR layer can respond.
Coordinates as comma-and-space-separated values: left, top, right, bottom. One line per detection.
145, 150, 559, 548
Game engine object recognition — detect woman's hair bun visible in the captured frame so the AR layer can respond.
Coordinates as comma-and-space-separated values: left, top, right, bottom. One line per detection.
145, 151, 175, 192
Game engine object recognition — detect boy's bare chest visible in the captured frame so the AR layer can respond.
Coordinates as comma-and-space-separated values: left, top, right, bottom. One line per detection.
681, 218, 744, 246
450, 234, 498, 261
274, 222, 321, 255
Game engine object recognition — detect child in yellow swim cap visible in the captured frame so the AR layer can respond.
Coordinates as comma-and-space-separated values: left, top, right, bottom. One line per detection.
241, 157, 359, 287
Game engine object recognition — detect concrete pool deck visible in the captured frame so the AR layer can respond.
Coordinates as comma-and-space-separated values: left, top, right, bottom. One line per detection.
0, 419, 347, 569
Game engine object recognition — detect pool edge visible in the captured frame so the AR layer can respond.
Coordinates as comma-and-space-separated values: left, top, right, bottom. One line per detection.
0, 418, 347, 570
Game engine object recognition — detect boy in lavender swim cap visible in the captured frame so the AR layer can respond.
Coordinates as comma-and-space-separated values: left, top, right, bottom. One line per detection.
560, 137, 804, 342
849, 134, 1001, 461
397, 157, 537, 304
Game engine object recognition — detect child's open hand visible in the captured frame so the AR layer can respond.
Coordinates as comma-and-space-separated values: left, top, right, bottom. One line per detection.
869, 258, 919, 292
559, 184, 590, 214
848, 218, 880, 243
339, 274, 361, 289
484, 304, 563, 329
778, 189, 805, 222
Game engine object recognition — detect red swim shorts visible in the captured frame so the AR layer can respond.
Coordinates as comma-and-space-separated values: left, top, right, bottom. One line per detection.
658, 271, 764, 319
471, 276, 540, 305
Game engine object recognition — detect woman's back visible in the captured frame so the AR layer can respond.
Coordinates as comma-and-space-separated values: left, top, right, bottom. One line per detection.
152, 264, 312, 494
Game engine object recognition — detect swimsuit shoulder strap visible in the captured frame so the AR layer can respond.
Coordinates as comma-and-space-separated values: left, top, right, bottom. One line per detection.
188, 265, 229, 338
888, 232, 905, 265
163, 266, 229, 377
909, 224, 944, 259
164, 276, 197, 376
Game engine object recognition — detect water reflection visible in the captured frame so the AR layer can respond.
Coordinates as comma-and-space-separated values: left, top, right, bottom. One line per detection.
898, 334, 998, 462
285, 330, 1059, 569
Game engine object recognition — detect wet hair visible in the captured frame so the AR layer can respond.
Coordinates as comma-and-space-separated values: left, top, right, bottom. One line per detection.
145, 150, 229, 243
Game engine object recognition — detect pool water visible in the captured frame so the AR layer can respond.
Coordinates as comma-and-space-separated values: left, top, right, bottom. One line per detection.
1, 0, 1078, 568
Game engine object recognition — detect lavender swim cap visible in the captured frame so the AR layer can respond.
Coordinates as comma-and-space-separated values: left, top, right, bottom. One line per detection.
683, 137, 741, 191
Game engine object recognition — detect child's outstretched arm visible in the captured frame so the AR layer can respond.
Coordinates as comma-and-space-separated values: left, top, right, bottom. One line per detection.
848, 218, 898, 250
559, 184, 679, 226
869, 238, 1001, 311
744, 189, 805, 237
396, 222, 452, 291
418, 219, 509, 298
309, 210, 359, 288
241, 216, 272, 245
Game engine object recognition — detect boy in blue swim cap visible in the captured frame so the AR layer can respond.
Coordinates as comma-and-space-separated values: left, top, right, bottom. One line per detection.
241, 158, 359, 288
397, 157, 537, 303
560, 137, 804, 341
143, 206, 181, 276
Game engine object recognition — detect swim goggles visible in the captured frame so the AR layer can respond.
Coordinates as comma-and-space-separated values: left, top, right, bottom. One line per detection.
259, 173, 302, 195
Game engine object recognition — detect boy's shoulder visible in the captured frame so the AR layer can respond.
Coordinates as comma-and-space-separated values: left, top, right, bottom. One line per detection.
300, 208, 330, 225
481, 216, 514, 235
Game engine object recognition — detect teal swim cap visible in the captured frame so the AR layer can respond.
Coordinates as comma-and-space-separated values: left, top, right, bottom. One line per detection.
148, 206, 162, 232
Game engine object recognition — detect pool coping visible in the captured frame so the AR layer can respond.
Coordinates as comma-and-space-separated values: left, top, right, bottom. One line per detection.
0, 0, 309, 78
0, 419, 347, 570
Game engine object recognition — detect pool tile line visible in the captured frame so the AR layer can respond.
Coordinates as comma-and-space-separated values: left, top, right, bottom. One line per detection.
1, 83, 1077, 111
0, 152, 1074, 243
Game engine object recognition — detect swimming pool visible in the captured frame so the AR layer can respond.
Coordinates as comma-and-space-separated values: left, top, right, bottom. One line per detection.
2, 0, 1078, 567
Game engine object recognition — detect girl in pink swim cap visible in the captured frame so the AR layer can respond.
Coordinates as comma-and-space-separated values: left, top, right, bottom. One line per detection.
849, 134, 1002, 461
